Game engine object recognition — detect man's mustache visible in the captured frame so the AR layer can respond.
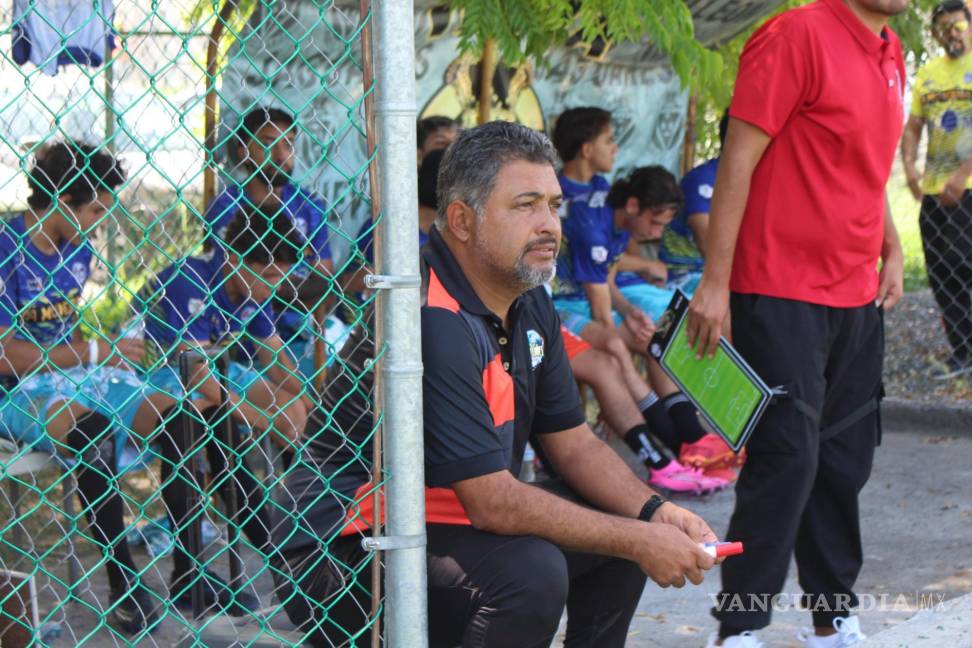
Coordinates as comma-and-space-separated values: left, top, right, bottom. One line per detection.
522, 236, 560, 254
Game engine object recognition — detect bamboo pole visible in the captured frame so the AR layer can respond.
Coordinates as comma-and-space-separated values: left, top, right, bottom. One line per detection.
477, 39, 497, 124
203, 1, 241, 210
358, 0, 384, 645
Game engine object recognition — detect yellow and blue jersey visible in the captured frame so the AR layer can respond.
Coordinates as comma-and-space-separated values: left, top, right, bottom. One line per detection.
911, 53, 972, 195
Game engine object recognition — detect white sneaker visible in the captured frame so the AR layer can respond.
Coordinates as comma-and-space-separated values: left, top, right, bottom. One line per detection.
705, 630, 765, 648
797, 616, 867, 647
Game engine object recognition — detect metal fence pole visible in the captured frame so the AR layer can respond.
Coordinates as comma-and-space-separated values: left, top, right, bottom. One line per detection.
373, 0, 427, 646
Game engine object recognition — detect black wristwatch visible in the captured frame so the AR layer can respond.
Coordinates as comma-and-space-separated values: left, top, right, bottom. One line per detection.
638, 494, 668, 522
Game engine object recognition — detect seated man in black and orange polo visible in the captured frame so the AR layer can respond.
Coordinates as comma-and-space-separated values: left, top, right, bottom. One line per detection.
271, 121, 720, 648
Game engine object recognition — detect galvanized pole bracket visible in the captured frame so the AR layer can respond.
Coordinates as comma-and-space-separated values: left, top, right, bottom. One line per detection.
361, 533, 427, 552
365, 274, 421, 290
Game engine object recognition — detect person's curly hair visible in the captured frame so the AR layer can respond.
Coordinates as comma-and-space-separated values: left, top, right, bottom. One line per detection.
27, 141, 125, 209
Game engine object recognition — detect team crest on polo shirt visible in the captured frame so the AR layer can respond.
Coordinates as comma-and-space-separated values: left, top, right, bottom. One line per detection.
527, 329, 544, 369
591, 246, 608, 263
698, 183, 714, 199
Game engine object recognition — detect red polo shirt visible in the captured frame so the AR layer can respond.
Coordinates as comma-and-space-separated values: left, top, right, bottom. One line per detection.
728, 0, 905, 307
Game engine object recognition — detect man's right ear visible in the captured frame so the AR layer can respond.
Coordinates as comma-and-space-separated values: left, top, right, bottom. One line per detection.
445, 201, 475, 243
579, 140, 592, 162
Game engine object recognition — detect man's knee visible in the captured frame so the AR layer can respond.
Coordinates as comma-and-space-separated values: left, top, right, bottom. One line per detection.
497, 537, 569, 625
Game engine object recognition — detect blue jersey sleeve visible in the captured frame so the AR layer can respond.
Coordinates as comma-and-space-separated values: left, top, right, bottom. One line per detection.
204, 189, 244, 239
681, 159, 718, 217
564, 203, 615, 285
0, 231, 18, 329
354, 219, 375, 264
160, 265, 216, 343
245, 300, 276, 340
302, 194, 333, 262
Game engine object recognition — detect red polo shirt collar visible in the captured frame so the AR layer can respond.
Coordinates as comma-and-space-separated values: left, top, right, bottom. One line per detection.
822, 0, 890, 54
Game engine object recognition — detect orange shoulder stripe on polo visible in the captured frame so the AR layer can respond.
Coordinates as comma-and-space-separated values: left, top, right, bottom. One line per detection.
339, 483, 472, 535
427, 269, 460, 313
482, 354, 515, 427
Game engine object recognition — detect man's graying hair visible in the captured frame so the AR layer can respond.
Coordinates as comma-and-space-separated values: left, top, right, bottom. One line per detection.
435, 121, 557, 229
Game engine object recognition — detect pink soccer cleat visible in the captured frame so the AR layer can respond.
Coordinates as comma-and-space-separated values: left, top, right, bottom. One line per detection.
680, 434, 745, 470
647, 461, 730, 495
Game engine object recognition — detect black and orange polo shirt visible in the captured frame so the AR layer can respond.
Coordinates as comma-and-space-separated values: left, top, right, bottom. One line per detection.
420, 228, 585, 523
271, 228, 586, 550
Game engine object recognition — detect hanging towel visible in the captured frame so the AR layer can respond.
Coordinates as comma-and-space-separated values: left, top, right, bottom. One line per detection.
12, 0, 115, 76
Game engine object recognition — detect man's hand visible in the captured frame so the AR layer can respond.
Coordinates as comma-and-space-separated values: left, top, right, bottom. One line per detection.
940, 169, 967, 207
634, 523, 715, 588
622, 308, 655, 345
686, 276, 729, 359
905, 172, 923, 202
877, 246, 904, 310
652, 501, 719, 543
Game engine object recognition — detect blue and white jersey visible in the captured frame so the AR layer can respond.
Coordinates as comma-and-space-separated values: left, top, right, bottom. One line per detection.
552, 174, 629, 301
204, 182, 332, 337
204, 182, 332, 263
141, 252, 275, 369
0, 214, 93, 349
352, 219, 429, 264
659, 157, 717, 275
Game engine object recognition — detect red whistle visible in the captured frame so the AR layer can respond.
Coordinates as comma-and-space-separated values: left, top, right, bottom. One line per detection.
700, 541, 744, 558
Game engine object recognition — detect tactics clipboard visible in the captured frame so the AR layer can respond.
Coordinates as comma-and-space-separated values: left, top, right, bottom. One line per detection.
648, 290, 772, 452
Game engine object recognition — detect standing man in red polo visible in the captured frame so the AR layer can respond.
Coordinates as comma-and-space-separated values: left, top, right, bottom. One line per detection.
688, 1, 907, 647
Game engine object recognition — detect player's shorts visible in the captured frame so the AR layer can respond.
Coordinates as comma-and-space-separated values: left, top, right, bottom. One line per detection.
0, 367, 92, 452
667, 271, 702, 296
145, 360, 263, 402
0, 365, 166, 465
249, 316, 351, 384
561, 326, 592, 361
554, 299, 623, 336
555, 279, 674, 336
616, 282, 675, 321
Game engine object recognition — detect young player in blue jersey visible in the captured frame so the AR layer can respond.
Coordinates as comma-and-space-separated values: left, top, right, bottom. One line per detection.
658, 113, 728, 290
204, 106, 334, 378
344, 147, 442, 297
0, 142, 169, 635
140, 208, 311, 613
552, 109, 740, 478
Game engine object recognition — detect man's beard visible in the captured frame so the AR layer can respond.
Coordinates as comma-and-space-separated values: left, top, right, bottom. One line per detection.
475, 234, 558, 292
513, 238, 558, 288
947, 40, 967, 58
245, 161, 291, 188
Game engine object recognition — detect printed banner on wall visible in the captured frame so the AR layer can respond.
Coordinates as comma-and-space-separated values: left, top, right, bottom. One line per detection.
218, 0, 783, 260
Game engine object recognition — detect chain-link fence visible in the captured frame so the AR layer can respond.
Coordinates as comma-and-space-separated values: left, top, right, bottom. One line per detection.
0, 1, 413, 645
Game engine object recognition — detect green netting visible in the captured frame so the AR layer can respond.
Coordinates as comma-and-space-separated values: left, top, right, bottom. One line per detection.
0, 1, 384, 645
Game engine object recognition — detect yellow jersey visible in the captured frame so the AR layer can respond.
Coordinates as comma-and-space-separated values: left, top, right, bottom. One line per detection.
911, 53, 972, 195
